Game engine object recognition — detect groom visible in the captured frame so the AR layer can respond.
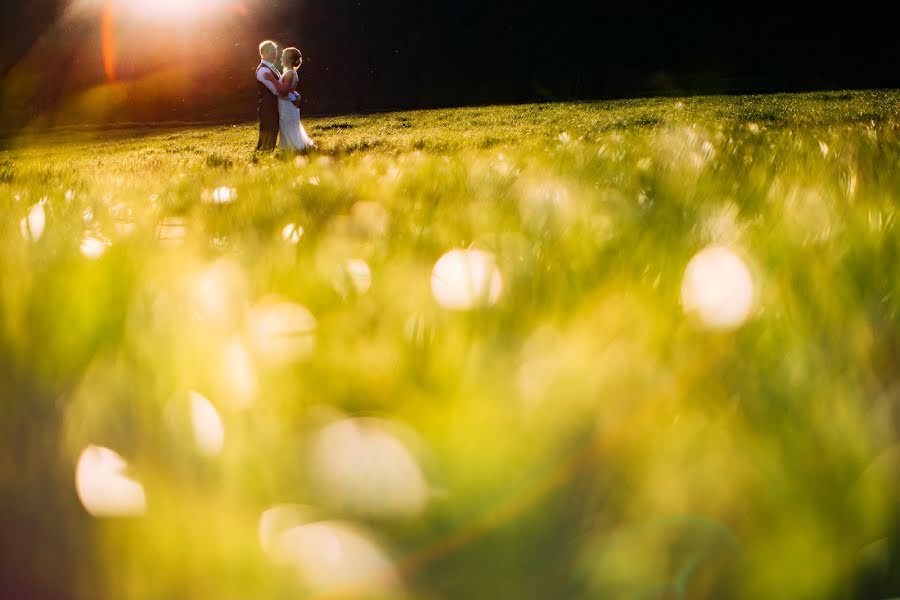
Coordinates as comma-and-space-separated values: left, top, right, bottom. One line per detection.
255, 40, 282, 152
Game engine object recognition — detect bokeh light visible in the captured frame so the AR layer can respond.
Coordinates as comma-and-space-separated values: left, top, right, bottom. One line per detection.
80, 234, 111, 259
263, 519, 401, 597
248, 299, 317, 365
221, 337, 257, 408
19, 203, 46, 241
189, 390, 225, 456
205, 186, 237, 205
259, 504, 313, 559
309, 418, 429, 518
157, 217, 188, 246
75, 445, 146, 517
517, 179, 576, 232
191, 260, 247, 328
281, 223, 304, 244
350, 201, 390, 238
431, 248, 503, 310
333, 259, 373, 297
111, 202, 137, 237
680, 245, 755, 330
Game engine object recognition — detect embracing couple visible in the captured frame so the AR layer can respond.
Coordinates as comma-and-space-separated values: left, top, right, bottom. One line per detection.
255, 40, 315, 153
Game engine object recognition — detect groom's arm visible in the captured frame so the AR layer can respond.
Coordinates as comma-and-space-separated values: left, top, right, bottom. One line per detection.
256, 67, 291, 97
259, 71, 293, 96
256, 67, 280, 96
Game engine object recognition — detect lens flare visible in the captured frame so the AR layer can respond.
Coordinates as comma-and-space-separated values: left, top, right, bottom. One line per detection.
101, 0, 117, 81
100, 0, 236, 81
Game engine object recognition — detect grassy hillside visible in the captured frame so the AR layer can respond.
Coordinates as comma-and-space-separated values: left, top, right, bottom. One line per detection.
3, 91, 900, 599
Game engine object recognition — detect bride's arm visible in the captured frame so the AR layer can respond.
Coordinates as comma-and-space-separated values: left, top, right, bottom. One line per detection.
282, 70, 297, 93
282, 71, 301, 106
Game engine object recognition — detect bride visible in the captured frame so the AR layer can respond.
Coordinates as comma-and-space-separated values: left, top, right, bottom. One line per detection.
272, 47, 315, 153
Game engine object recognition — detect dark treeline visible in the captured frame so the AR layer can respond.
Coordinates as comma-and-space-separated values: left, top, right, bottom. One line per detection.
2, 0, 899, 124
283, 0, 900, 114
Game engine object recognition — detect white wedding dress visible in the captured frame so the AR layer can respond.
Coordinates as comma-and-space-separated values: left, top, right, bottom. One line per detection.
278, 70, 315, 152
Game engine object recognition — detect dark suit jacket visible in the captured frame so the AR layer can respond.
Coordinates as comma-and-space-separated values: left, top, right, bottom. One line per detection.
257, 63, 281, 130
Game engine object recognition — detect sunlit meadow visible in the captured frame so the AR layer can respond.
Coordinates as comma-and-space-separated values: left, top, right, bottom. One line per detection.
3, 91, 900, 599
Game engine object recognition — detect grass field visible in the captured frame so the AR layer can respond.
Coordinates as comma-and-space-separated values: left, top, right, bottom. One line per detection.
3, 91, 900, 599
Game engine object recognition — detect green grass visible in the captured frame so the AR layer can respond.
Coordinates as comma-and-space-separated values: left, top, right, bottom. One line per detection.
3, 90, 900, 599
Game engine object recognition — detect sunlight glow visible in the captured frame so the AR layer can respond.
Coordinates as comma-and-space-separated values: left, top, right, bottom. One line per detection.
681, 245, 755, 330
189, 390, 225, 456
431, 249, 503, 310
110, 0, 233, 23
75, 445, 146, 517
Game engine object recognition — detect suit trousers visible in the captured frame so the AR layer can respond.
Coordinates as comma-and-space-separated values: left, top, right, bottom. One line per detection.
256, 107, 280, 151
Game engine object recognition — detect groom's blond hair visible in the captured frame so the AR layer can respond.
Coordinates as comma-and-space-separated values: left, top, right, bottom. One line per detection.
259, 40, 277, 57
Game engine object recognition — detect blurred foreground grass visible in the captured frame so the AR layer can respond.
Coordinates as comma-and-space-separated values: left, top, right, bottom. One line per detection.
3, 91, 900, 599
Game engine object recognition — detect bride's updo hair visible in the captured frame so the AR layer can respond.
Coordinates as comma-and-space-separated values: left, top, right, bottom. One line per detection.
282, 48, 302, 68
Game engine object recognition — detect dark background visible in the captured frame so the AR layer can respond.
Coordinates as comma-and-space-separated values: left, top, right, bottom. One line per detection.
1, 0, 899, 126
